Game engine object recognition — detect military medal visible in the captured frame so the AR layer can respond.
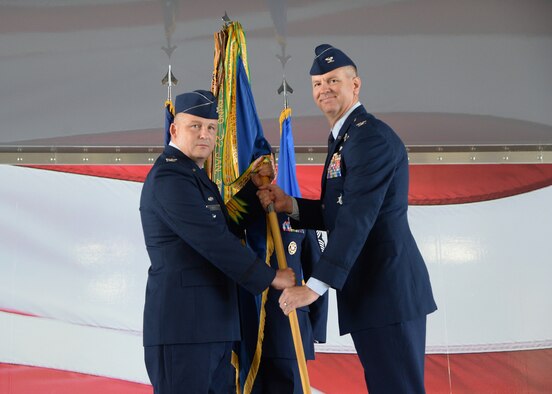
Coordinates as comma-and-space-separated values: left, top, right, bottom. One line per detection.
327, 152, 342, 179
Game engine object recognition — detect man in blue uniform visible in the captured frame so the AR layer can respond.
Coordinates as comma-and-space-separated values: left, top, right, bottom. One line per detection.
139, 90, 296, 394
258, 45, 437, 393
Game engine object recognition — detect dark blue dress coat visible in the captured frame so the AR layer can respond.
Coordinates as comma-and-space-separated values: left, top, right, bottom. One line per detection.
291, 106, 437, 335
139, 145, 275, 346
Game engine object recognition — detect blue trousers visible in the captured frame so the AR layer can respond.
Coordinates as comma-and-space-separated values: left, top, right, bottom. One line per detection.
144, 342, 234, 394
350, 315, 427, 394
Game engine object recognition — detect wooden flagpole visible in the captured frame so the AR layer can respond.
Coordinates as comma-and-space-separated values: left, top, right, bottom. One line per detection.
261, 175, 311, 394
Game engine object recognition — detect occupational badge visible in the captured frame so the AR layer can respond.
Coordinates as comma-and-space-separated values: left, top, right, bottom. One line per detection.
316, 230, 327, 253
337, 193, 343, 205
288, 241, 297, 255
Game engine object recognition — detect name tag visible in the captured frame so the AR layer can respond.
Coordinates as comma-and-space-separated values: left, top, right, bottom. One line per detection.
206, 204, 221, 211
327, 153, 342, 179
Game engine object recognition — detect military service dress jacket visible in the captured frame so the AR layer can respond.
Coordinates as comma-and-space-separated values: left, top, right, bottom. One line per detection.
140, 145, 275, 346
291, 105, 437, 335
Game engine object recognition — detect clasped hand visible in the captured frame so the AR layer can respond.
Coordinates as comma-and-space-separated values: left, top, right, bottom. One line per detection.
278, 285, 320, 316
271, 268, 296, 290
250, 156, 275, 187
256, 184, 293, 214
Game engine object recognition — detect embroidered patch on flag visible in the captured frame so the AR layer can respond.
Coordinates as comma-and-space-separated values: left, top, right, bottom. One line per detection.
327, 152, 342, 179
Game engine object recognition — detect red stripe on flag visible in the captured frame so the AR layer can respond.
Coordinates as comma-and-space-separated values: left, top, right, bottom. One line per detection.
4, 349, 550, 394
23, 165, 152, 183
408, 164, 552, 205
0, 364, 151, 394
309, 349, 552, 393
23, 163, 552, 204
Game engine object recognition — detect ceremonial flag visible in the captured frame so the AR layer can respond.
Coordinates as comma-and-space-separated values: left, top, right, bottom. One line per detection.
210, 21, 272, 394
277, 107, 301, 198
210, 22, 271, 204
276, 106, 330, 350
163, 99, 174, 146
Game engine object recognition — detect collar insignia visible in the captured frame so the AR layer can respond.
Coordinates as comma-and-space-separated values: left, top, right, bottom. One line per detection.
165, 157, 178, 162
355, 120, 367, 127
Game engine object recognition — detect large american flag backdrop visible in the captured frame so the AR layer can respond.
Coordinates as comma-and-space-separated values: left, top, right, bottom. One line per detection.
1, 163, 552, 393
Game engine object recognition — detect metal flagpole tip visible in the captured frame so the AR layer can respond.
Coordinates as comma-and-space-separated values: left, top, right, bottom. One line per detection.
222, 11, 231, 25
161, 68, 178, 87
277, 79, 293, 95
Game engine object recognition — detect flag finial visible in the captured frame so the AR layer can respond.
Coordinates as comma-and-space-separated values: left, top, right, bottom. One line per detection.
276, 45, 293, 109
162, 64, 178, 102
222, 11, 231, 26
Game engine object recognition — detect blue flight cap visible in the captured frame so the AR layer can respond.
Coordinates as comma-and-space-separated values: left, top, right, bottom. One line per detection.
174, 90, 218, 119
309, 44, 357, 76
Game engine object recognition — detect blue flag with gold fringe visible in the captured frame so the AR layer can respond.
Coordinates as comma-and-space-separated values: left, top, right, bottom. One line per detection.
236, 57, 271, 173
277, 107, 301, 198
210, 22, 270, 206
163, 99, 174, 146
210, 21, 272, 394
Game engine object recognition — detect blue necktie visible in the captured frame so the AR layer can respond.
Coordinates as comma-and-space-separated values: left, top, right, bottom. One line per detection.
328, 132, 335, 147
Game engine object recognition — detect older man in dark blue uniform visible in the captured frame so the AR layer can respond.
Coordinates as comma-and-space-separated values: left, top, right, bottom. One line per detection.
258, 45, 437, 393
139, 90, 295, 394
